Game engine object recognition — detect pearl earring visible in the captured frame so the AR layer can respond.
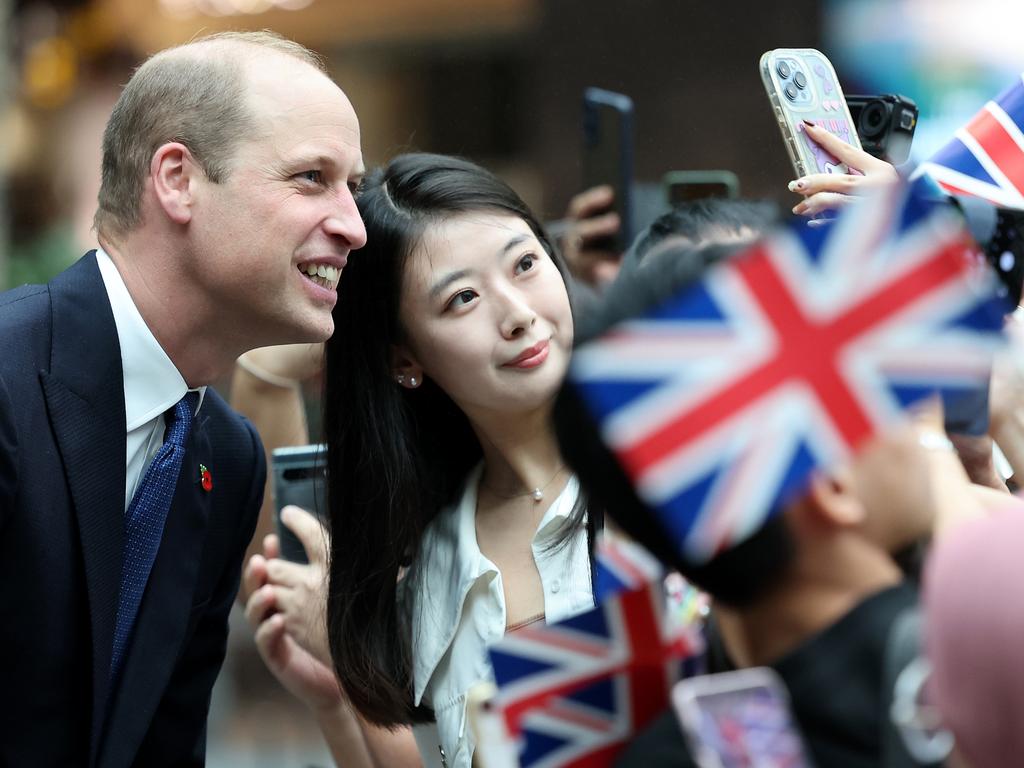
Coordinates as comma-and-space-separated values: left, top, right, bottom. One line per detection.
409, 376, 419, 388
396, 374, 405, 385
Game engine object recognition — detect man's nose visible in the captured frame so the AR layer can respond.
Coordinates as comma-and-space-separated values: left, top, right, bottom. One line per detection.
323, 190, 367, 250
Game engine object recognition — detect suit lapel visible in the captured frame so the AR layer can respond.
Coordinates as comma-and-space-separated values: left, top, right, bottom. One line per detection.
101, 415, 213, 763
39, 253, 127, 766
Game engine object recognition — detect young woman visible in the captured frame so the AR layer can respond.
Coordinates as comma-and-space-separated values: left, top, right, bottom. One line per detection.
246, 153, 599, 767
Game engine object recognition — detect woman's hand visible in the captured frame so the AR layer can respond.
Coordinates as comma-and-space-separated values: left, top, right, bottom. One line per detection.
789, 122, 899, 217
244, 506, 337, 712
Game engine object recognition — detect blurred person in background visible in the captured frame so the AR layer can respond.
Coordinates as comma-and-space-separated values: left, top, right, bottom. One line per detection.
559, 238, 984, 768
0, 30, 366, 767
924, 506, 1024, 768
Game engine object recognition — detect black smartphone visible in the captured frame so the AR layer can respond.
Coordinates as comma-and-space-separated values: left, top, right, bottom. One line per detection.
664, 171, 740, 205
271, 444, 328, 563
582, 87, 635, 252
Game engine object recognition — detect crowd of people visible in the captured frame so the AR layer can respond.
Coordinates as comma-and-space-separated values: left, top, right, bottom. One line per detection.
1, 27, 1022, 768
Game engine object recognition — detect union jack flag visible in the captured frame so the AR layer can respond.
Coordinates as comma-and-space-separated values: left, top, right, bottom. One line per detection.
486, 579, 702, 767
568, 182, 1007, 565
593, 536, 664, 601
914, 73, 1024, 209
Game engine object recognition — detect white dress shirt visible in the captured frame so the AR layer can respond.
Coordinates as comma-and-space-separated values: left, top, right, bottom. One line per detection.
404, 464, 594, 768
95, 248, 205, 511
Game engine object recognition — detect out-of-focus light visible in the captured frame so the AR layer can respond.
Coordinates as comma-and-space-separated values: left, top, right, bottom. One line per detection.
23, 37, 77, 110
232, 0, 274, 14
159, 0, 313, 16
159, 0, 197, 19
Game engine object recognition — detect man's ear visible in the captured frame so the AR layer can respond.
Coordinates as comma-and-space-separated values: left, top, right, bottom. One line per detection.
150, 142, 198, 225
802, 466, 866, 529
390, 345, 425, 389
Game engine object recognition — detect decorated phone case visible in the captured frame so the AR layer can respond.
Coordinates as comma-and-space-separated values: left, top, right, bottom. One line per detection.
760, 48, 862, 178
673, 668, 815, 768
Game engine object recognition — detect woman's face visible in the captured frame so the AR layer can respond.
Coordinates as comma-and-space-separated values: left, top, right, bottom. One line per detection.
396, 211, 574, 419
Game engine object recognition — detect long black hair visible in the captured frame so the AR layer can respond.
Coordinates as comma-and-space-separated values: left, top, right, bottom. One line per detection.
324, 153, 592, 727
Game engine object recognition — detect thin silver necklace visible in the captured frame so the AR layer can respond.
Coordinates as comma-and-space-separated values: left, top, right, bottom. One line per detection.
481, 465, 567, 503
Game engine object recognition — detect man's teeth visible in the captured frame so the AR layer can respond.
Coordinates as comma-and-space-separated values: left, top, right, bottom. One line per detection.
299, 263, 340, 289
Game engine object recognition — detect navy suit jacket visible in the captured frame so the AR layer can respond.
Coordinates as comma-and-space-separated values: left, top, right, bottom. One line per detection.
0, 253, 265, 767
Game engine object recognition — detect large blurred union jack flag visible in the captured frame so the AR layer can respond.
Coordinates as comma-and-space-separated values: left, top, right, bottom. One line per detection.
915, 73, 1024, 209
486, 578, 702, 767
569, 182, 1006, 565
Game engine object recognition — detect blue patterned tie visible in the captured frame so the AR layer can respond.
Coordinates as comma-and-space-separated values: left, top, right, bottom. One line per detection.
110, 390, 198, 680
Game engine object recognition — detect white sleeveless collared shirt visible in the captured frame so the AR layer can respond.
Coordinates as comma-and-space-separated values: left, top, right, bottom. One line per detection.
402, 464, 593, 768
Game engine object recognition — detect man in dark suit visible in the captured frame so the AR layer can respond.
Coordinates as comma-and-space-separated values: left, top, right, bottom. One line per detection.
0, 30, 367, 767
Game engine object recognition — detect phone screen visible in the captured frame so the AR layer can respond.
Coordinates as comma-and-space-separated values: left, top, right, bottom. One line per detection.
673, 670, 814, 768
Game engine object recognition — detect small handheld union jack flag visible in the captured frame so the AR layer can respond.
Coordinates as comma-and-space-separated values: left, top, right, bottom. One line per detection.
914, 73, 1024, 209
593, 536, 664, 601
486, 578, 702, 768
568, 181, 1007, 565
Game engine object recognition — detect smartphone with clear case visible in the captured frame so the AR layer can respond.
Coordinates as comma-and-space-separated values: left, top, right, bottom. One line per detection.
760, 48, 862, 178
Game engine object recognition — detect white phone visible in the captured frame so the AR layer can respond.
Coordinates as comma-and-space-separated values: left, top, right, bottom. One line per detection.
760, 47, 862, 178
672, 667, 815, 768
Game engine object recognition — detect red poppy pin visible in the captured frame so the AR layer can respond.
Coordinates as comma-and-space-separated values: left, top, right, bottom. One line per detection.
199, 464, 213, 492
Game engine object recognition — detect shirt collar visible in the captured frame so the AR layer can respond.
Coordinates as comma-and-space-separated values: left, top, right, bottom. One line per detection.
95, 247, 206, 429
408, 464, 580, 705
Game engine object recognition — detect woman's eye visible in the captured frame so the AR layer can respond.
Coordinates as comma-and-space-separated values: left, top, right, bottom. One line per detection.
297, 170, 323, 184
446, 289, 478, 310
514, 253, 537, 275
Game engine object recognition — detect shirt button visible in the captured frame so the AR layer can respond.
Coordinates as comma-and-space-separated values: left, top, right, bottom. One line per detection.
551, 579, 561, 593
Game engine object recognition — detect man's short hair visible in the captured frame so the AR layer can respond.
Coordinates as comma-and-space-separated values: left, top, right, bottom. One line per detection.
94, 31, 326, 238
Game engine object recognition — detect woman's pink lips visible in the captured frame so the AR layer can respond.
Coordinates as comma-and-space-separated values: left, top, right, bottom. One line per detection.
504, 340, 550, 369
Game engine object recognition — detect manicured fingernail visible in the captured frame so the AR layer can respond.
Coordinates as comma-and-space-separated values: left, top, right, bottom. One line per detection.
802, 119, 816, 129
788, 179, 806, 192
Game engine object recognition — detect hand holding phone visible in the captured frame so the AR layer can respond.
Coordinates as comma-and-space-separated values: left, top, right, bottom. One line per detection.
787, 123, 900, 218
760, 48, 862, 178
582, 87, 635, 253
271, 444, 328, 563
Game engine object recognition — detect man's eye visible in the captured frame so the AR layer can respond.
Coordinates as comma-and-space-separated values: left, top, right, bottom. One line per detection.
348, 179, 365, 196
446, 289, 478, 310
297, 170, 323, 184
514, 253, 537, 275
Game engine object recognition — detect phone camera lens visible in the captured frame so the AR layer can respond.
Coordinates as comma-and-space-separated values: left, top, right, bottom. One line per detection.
793, 71, 807, 90
784, 84, 798, 101
777, 61, 791, 79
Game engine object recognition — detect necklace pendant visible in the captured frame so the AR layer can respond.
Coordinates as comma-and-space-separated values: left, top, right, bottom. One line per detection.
532, 488, 544, 502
